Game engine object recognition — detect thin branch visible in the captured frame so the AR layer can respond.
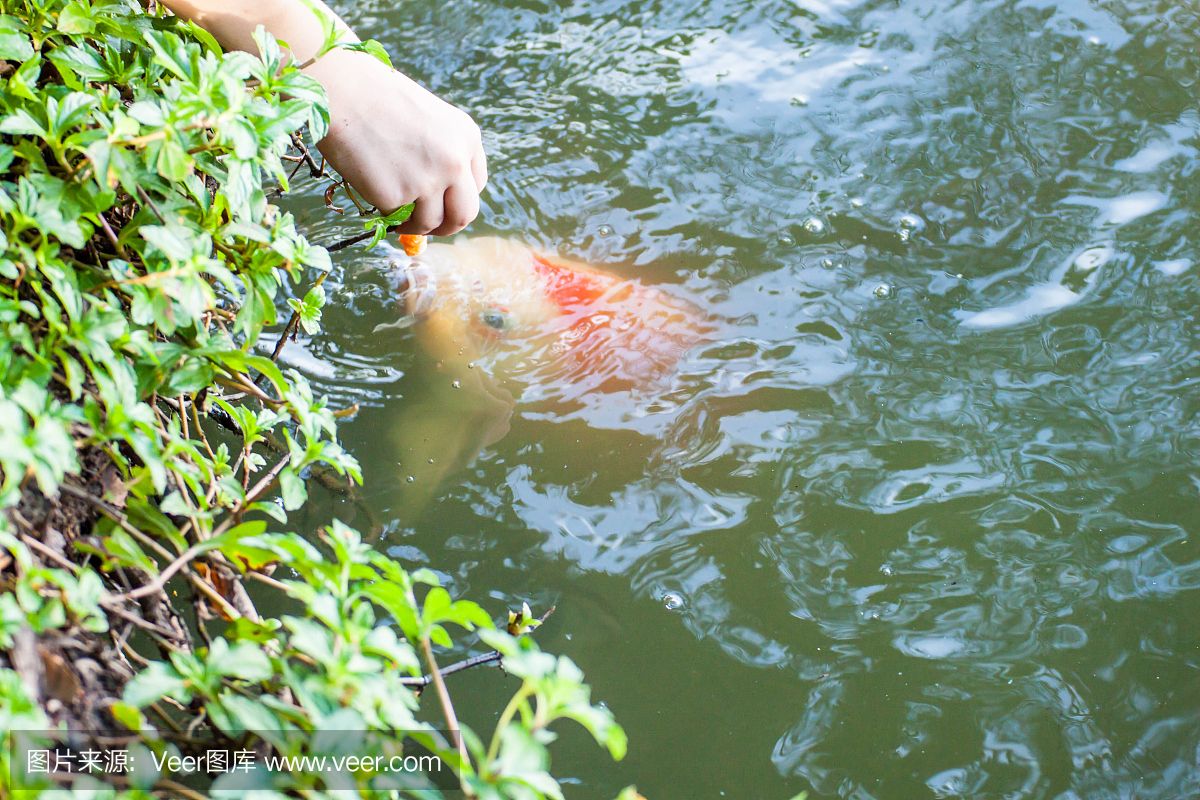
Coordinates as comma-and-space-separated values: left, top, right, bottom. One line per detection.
112, 541, 207, 602
401, 607, 557, 688
18, 532, 80, 574
400, 650, 501, 688
266, 270, 329, 367
421, 635, 473, 793
57, 482, 247, 621
188, 571, 244, 621
246, 570, 290, 593
102, 602, 188, 642
135, 186, 168, 223
288, 132, 326, 178
486, 684, 533, 768
324, 228, 375, 253
210, 453, 290, 539
97, 211, 126, 257
58, 483, 176, 561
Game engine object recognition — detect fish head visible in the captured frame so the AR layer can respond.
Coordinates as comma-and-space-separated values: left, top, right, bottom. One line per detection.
399, 237, 562, 364
397, 237, 707, 389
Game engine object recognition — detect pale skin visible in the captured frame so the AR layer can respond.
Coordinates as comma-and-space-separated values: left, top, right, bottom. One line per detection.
160, 0, 487, 235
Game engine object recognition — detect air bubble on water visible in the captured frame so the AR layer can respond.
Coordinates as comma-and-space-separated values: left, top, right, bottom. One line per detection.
405, 475, 415, 483
597, 224, 614, 237
850, 197, 865, 208
802, 217, 827, 236
880, 563, 894, 576
897, 214, 924, 243
778, 233, 796, 247
451, 380, 462, 389
467, 362, 475, 369
874, 283, 893, 299
662, 592, 684, 611
427, 457, 435, 464
820, 258, 836, 269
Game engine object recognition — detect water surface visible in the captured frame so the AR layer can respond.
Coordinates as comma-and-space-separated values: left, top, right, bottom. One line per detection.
283, 0, 1200, 796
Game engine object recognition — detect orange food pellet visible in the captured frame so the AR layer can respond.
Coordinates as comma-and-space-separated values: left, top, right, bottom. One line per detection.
399, 234, 427, 256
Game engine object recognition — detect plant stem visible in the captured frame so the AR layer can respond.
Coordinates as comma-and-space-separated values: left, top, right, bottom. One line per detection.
420, 635, 474, 796
485, 683, 534, 769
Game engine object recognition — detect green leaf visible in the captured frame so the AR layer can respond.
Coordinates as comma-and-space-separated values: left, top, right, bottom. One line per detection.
365, 203, 415, 229
207, 691, 289, 744
165, 357, 215, 395
109, 701, 146, 733
422, 587, 452, 625
278, 467, 306, 510
124, 661, 189, 707
0, 32, 32, 62
210, 639, 272, 682
155, 138, 192, 181
244, 355, 286, 394
143, 29, 194, 80
419, 587, 492, 633
340, 39, 393, 68
185, 19, 222, 54
0, 110, 45, 137
363, 582, 420, 641
125, 498, 187, 553
100, 529, 158, 575
57, 1, 96, 35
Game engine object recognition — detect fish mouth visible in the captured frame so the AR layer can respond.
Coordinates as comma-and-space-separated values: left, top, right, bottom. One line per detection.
399, 260, 438, 321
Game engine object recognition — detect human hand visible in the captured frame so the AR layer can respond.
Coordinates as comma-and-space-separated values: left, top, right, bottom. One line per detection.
305, 49, 488, 236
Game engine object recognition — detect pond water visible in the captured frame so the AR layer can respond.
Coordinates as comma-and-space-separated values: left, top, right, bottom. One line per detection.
282, 0, 1200, 797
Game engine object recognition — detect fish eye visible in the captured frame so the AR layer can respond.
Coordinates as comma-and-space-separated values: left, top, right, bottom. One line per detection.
481, 309, 507, 330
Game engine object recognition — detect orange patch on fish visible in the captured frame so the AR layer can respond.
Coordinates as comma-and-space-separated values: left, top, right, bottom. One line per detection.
530, 252, 621, 311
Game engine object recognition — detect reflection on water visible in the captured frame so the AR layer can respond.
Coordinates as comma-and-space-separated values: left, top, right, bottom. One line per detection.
281, 0, 1200, 796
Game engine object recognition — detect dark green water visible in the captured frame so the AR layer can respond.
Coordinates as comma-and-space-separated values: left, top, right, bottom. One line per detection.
282, 0, 1200, 797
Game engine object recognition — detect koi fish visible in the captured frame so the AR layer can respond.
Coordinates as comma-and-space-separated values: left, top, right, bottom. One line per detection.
396, 236, 704, 391
383, 236, 707, 519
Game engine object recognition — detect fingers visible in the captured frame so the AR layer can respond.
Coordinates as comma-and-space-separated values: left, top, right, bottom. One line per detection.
396, 169, 481, 237
386, 127, 485, 235
430, 177, 481, 237
471, 150, 488, 191
396, 190, 445, 235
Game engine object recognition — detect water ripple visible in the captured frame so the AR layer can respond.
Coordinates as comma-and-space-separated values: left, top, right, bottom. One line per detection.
287, 0, 1200, 796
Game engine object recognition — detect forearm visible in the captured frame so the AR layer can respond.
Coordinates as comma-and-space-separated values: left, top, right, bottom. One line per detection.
158, 0, 357, 62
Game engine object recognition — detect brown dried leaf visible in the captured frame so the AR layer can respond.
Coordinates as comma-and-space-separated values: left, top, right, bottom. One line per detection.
38, 645, 82, 704
323, 184, 344, 214
194, 562, 237, 622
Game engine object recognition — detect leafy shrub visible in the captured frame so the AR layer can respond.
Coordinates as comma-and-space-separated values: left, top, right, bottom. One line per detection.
0, 0, 629, 796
